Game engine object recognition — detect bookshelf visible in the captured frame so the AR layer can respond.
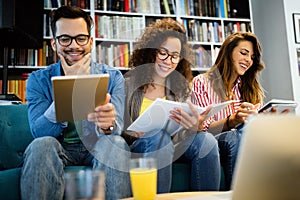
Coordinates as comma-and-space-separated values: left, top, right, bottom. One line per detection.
0, 0, 253, 102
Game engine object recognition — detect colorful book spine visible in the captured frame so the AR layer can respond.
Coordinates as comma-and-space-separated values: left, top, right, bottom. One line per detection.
163, 0, 171, 14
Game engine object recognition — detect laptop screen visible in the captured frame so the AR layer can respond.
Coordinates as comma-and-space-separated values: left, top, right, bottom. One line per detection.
231, 114, 300, 200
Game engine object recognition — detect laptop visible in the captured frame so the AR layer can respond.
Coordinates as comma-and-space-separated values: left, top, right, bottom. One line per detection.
51, 74, 109, 122
179, 114, 300, 200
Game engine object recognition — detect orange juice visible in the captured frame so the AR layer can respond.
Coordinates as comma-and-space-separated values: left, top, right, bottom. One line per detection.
130, 168, 157, 200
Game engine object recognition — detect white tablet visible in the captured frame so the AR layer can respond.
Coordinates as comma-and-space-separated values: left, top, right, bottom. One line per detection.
258, 99, 297, 113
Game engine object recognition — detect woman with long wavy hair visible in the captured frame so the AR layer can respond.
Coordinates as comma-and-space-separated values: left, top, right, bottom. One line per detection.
192, 32, 265, 190
122, 18, 221, 193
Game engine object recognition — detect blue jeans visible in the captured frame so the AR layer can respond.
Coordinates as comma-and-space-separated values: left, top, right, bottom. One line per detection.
215, 128, 243, 190
20, 135, 131, 200
131, 130, 221, 193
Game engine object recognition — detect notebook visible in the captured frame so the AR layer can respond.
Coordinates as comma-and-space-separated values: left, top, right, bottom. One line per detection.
179, 114, 300, 200
51, 74, 109, 122
127, 98, 238, 136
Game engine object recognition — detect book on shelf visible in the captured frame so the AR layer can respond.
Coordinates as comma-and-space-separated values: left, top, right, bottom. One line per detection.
0, 78, 28, 103
193, 45, 212, 69
95, 15, 143, 40
226, 0, 231, 18
169, 0, 176, 14
219, 0, 226, 17
127, 98, 239, 136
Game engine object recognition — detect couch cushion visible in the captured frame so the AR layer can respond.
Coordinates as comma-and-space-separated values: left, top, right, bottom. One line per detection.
171, 163, 191, 192
0, 167, 22, 200
0, 104, 33, 170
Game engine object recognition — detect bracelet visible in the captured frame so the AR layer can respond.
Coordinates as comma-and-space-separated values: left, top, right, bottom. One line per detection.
226, 115, 231, 129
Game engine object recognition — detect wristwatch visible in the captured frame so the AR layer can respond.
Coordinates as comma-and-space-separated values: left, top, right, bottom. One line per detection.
99, 122, 116, 135
101, 125, 114, 132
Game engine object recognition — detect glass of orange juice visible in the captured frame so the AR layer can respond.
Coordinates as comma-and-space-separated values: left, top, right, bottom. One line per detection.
130, 158, 157, 200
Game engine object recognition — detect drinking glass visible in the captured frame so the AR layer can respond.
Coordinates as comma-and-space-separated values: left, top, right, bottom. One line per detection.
129, 158, 157, 200
64, 169, 105, 200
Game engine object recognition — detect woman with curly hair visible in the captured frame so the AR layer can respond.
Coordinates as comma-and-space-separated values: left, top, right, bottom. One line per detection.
122, 18, 221, 193
192, 32, 265, 190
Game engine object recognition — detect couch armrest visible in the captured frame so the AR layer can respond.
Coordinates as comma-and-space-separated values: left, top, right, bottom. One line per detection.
0, 104, 33, 170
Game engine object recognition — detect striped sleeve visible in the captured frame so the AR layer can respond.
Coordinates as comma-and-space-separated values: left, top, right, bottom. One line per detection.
192, 74, 243, 131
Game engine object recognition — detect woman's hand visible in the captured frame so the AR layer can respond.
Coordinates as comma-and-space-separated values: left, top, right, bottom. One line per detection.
169, 100, 212, 133
265, 107, 291, 114
230, 102, 260, 127
133, 132, 145, 137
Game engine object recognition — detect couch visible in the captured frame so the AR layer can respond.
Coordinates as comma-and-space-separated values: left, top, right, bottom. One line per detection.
1, 104, 216, 199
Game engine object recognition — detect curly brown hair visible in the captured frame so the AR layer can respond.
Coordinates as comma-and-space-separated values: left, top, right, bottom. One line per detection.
206, 32, 265, 104
129, 18, 194, 101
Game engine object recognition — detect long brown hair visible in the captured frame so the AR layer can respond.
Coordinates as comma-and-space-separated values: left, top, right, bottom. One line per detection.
206, 32, 264, 104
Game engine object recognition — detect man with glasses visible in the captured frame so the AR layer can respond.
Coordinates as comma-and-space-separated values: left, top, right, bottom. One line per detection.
20, 6, 131, 200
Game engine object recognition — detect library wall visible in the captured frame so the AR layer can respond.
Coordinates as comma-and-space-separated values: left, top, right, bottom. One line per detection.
1, 0, 253, 103
251, 0, 300, 114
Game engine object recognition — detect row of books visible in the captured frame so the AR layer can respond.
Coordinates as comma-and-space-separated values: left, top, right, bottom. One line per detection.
0, 41, 58, 67
45, 0, 237, 19
163, 0, 238, 18
95, 0, 173, 14
184, 20, 223, 43
184, 20, 250, 43
1, 44, 215, 69
180, 0, 219, 17
44, 13, 145, 40
224, 22, 251, 38
96, 43, 130, 67
95, 15, 144, 40
0, 49, 39, 67
95, 42, 215, 69
0, 79, 28, 103
193, 45, 212, 68
44, 0, 90, 9
39, 41, 58, 66
1, 42, 217, 69
93, 0, 237, 18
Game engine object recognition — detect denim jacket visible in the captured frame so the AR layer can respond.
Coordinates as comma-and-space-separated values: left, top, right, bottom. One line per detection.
26, 61, 125, 140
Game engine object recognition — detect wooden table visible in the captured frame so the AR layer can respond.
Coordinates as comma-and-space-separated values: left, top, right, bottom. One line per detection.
121, 191, 219, 200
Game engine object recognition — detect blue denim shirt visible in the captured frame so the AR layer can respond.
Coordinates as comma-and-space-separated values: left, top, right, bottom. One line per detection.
26, 61, 125, 138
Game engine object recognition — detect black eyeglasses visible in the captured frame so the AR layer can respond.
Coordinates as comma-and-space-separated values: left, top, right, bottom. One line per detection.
55, 34, 90, 47
156, 48, 181, 64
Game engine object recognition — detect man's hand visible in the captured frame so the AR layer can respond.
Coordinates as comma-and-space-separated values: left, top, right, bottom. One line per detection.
59, 53, 91, 75
87, 93, 116, 135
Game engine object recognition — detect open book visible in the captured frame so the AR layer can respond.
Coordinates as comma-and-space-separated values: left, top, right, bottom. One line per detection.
258, 99, 298, 113
127, 98, 238, 136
